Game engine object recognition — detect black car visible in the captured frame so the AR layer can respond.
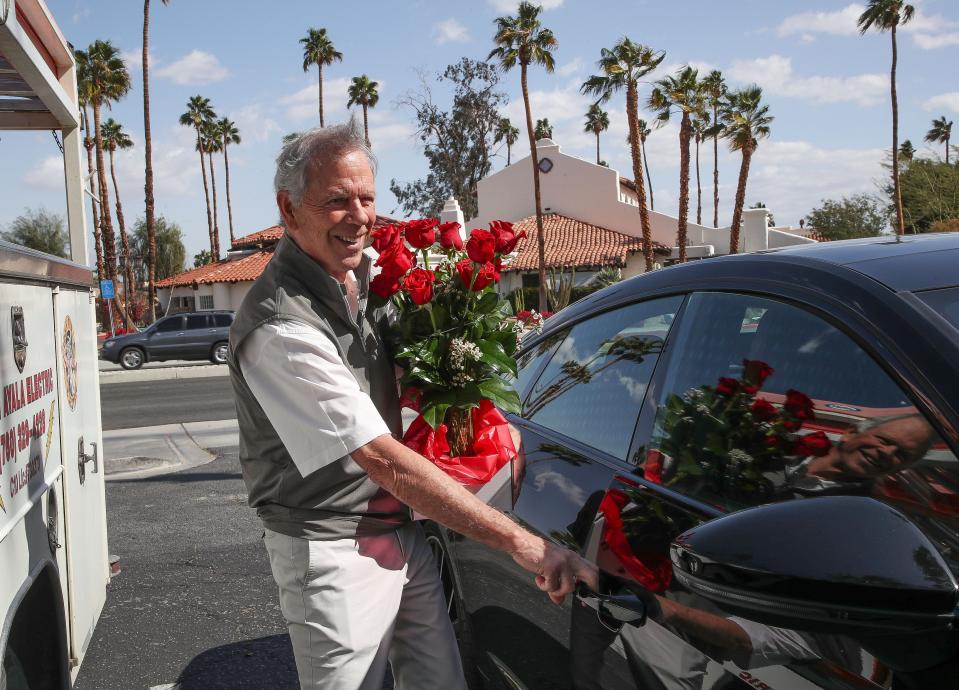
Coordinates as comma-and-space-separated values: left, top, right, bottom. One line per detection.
99, 310, 234, 369
427, 233, 959, 689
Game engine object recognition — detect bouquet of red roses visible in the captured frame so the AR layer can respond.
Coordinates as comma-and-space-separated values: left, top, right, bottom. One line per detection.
369, 217, 527, 484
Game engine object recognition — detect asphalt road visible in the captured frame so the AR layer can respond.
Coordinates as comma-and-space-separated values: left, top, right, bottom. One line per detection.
100, 376, 236, 430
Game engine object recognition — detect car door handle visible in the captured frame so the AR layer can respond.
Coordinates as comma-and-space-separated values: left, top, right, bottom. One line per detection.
575, 583, 647, 629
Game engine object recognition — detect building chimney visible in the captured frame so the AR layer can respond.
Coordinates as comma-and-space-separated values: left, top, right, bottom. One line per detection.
440, 196, 466, 243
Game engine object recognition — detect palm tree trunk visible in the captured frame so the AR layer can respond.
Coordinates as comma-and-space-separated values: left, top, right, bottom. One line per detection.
362, 103, 370, 147
713, 103, 719, 228
595, 130, 600, 164
195, 127, 215, 256
522, 63, 548, 312
224, 142, 235, 244
729, 146, 753, 254
109, 147, 135, 330
318, 65, 324, 127
626, 81, 655, 272
92, 101, 128, 326
677, 112, 691, 263
208, 150, 221, 259
143, 0, 158, 320
641, 137, 654, 211
890, 25, 905, 235
83, 107, 109, 328
507, 142, 512, 165
947, 134, 951, 165
695, 135, 702, 226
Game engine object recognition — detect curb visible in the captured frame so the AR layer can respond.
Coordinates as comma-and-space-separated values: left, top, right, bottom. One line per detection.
103, 419, 238, 480
99, 364, 229, 384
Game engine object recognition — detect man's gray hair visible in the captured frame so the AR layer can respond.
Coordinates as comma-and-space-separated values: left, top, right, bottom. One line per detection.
274, 119, 376, 206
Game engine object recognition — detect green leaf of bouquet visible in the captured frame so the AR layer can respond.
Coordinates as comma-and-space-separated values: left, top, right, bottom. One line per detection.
476, 291, 499, 315
477, 377, 522, 414
421, 403, 451, 430
477, 338, 518, 376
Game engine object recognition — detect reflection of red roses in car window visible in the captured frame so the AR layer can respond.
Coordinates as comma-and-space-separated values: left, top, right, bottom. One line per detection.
598, 489, 672, 593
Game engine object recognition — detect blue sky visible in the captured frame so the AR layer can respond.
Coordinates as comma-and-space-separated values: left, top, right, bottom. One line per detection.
3, 0, 958, 262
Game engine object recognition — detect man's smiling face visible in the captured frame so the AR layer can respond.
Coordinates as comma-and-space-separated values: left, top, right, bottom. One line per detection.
278, 149, 376, 281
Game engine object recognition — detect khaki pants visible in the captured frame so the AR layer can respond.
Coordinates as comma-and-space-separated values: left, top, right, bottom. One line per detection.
264, 522, 467, 690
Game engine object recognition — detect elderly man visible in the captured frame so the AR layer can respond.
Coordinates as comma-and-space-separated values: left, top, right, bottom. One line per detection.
228, 123, 596, 689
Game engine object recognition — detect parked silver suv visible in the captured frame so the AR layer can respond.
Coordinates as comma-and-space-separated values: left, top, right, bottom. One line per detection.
99, 311, 234, 370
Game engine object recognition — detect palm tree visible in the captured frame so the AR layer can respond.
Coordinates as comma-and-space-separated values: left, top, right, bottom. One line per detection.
202, 120, 223, 259
102, 118, 136, 329
300, 28, 343, 127
584, 104, 609, 164
899, 139, 916, 161
215, 117, 241, 245
925, 116, 953, 164
858, 0, 914, 236
347, 75, 379, 147
534, 117, 553, 140
74, 50, 105, 287
691, 111, 710, 226
637, 118, 654, 210
85, 40, 131, 322
701, 70, 727, 228
143, 0, 170, 320
648, 65, 702, 262
494, 117, 520, 165
722, 86, 773, 254
582, 39, 664, 272
179, 95, 218, 258
489, 2, 557, 310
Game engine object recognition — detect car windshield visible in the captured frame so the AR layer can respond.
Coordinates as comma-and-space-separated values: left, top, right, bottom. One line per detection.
916, 287, 959, 331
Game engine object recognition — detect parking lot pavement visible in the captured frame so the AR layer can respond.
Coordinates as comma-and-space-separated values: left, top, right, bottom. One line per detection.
103, 419, 238, 479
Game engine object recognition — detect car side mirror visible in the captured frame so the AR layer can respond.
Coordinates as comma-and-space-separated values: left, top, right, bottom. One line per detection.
670, 496, 958, 634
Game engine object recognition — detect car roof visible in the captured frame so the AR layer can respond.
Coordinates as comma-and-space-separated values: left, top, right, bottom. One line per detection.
759, 232, 959, 292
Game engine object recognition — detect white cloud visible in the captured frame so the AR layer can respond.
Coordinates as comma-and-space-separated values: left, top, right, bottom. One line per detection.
727, 55, 885, 106
557, 58, 584, 78
230, 104, 283, 144
487, 0, 563, 11
777, 4, 863, 37
923, 92, 959, 113
280, 76, 354, 123
156, 50, 229, 86
24, 156, 64, 191
433, 18, 470, 45
777, 3, 959, 50
369, 123, 416, 150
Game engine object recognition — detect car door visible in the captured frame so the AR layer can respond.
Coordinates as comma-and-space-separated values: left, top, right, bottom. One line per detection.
578, 291, 959, 689
182, 313, 213, 358
145, 315, 185, 359
453, 295, 685, 689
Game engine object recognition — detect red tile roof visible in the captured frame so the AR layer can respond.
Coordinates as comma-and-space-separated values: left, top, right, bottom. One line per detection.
502, 214, 664, 272
155, 251, 273, 288
231, 215, 401, 249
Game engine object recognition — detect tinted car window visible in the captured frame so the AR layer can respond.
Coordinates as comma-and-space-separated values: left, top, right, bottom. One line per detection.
186, 315, 209, 330
154, 317, 183, 333
641, 292, 956, 517
523, 296, 683, 459
212, 313, 233, 327
514, 330, 566, 403
917, 286, 959, 332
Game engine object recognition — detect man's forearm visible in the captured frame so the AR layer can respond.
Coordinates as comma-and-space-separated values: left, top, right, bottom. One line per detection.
352, 433, 537, 557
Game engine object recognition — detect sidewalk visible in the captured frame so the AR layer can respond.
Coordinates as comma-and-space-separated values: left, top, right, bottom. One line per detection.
103, 419, 239, 480
99, 362, 229, 384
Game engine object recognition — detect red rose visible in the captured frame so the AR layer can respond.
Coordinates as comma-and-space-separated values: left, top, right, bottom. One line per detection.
792, 430, 832, 457
644, 449, 665, 484
541, 311, 554, 318
489, 220, 528, 254
402, 268, 435, 305
716, 377, 739, 396
371, 223, 402, 253
742, 384, 759, 395
743, 359, 775, 387
405, 218, 437, 249
456, 259, 498, 291
783, 419, 802, 432
370, 271, 401, 299
765, 434, 781, 448
784, 389, 816, 424
438, 222, 463, 250
751, 398, 777, 422
375, 242, 414, 278
466, 229, 496, 263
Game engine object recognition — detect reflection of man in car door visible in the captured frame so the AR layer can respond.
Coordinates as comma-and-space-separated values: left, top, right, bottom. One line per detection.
785, 414, 934, 496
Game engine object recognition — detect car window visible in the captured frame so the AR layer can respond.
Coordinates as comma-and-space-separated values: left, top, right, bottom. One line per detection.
186, 315, 209, 330
640, 292, 957, 524
154, 317, 183, 333
523, 296, 683, 460
916, 286, 959, 332
514, 330, 567, 403
212, 313, 233, 328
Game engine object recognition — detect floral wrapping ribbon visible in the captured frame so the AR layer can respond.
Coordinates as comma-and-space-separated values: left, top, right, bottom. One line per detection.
402, 399, 518, 485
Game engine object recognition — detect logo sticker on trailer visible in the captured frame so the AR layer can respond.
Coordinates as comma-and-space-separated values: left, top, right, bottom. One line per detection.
11, 306, 26, 374
62, 316, 78, 410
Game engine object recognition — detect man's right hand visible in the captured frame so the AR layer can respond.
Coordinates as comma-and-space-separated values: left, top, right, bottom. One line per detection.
511, 534, 599, 605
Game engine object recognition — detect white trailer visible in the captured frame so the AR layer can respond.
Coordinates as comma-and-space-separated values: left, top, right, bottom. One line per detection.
1, 2, 110, 687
